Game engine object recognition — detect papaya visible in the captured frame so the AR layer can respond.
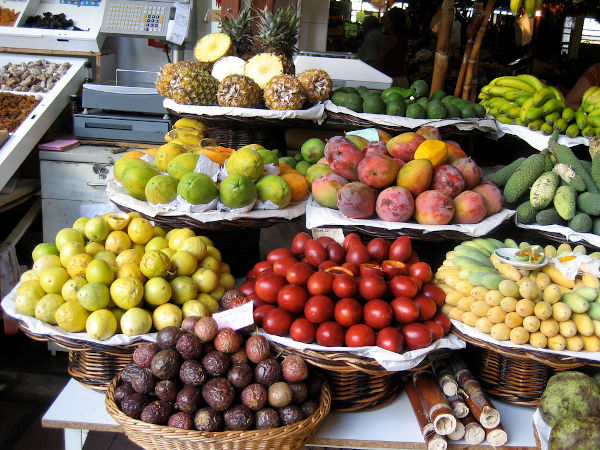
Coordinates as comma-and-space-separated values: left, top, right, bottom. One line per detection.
177, 172, 218, 204
114, 157, 153, 183
121, 165, 160, 201
167, 153, 201, 180
144, 175, 178, 204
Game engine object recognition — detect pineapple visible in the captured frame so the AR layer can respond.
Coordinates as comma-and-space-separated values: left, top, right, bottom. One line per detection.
194, 32, 233, 64
254, 6, 299, 59
264, 75, 305, 110
217, 74, 262, 108
159, 61, 219, 105
244, 53, 284, 89
219, 5, 254, 57
155, 62, 177, 96
211, 56, 246, 82
297, 69, 333, 104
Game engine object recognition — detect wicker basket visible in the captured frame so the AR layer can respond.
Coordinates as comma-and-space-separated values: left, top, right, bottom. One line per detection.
455, 327, 600, 406
317, 224, 474, 242
270, 341, 448, 412
106, 373, 331, 450
18, 321, 140, 392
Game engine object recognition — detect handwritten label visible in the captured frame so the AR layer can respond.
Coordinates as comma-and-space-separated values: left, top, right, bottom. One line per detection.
346, 128, 380, 142
212, 301, 254, 331
166, 3, 191, 45
311, 227, 345, 245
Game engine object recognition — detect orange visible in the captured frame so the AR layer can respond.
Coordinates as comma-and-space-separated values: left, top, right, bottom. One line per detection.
143, 148, 158, 158
278, 162, 297, 175
121, 150, 145, 159
281, 172, 309, 203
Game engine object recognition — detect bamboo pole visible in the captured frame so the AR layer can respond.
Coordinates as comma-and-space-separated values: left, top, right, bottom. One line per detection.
430, 0, 455, 96
454, 1, 484, 97
462, 0, 496, 100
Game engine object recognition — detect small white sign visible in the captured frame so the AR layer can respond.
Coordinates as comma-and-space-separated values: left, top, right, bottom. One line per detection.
166, 3, 191, 46
346, 127, 380, 142
212, 301, 254, 330
311, 227, 345, 244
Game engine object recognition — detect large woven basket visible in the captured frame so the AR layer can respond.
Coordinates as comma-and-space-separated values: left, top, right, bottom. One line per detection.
270, 341, 447, 412
106, 373, 331, 450
18, 321, 139, 392
455, 327, 600, 406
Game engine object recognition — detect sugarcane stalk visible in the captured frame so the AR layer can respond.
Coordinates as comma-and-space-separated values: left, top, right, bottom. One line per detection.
430, 0, 455, 95
454, 1, 484, 97
405, 377, 448, 450
413, 371, 457, 436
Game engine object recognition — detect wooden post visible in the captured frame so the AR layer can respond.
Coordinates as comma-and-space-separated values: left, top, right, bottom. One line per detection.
430, 0, 455, 95
454, 1, 484, 97
462, 0, 496, 100
568, 15, 585, 60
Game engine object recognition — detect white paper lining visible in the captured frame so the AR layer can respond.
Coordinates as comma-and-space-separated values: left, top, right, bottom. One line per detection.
495, 121, 589, 151
514, 216, 600, 248
533, 409, 551, 450
305, 194, 515, 236
257, 329, 465, 371
452, 319, 600, 362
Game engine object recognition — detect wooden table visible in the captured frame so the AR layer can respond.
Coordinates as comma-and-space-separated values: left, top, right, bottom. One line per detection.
42, 379, 538, 450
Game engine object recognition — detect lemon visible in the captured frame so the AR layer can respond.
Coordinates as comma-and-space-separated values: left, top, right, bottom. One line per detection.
105, 212, 130, 231
20, 270, 39, 282
17, 280, 45, 298
153, 225, 166, 238
117, 263, 146, 283
192, 268, 219, 293
32, 242, 59, 261
55, 301, 90, 332
55, 228, 84, 252
104, 231, 132, 254
61, 277, 88, 302
85, 242, 105, 256
33, 254, 62, 276
145, 236, 169, 252
60, 241, 86, 267
219, 272, 235, 290
152, 303, 182, 330
178, 237, 207, 260
111, 308, 126, 332
35, 294, 65, 324
198, 293, 219, 313
170, 250, 198, 276
144, 277, 172, 306
127, 217, 154, 244
77, 282, 110, 311
94, 250, 117, 267
72, 217, 90, 234
66, 253, 94, 278
115, 248, 144, 268
86, 259, 115, 285
168, 228, 195, 250
39, 267, 70, 294
120, 307, 152, 336
86, 309, 118, 340
210, 285, 225, 301
15, 292, 41, 316
140, 250, 171, 278
181, 300, 210, 319
110, 277, 144, 310
170, 276, 198, 305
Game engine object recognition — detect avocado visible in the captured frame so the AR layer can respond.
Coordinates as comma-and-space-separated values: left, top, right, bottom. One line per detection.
460, 104, 475, 119
472, 103, 487, 118
382, 92, 403, 105
386, 101, 406, 116
406, 103, 427, 119
416, 96, 429, 108
426, 99, 448, 119
363, 95, 386, 114
342, 93, 363, 112
410, 79, 429, 99
441, 95, 456, 105
445, 101, 460, 118
331, 91, 347, 106
430, 90, 446, 101
356, 85, 371, 98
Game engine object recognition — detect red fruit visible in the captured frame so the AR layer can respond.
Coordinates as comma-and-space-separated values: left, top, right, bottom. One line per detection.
421, 283, 446, 306
262, 308, 293, 336
363, 141, 388, 157
246, 293, 266, 309
452, 157, 481, 189
389, 275, 418, 298
390, 296, 420, 323
307, 271, 334, 296
337, 182, 377, 219
277, 284, 309, 314
345, 324, 376, 347
407, 251, 420, 265
402, 323, 433, 350
291, 232, 311, 256
413, 295, 437, 321
431, 165, 465, 197
363, 299, 393, 330
303, 239, 328, 267
343, 233, 362, 250
389, 236, 412, 262
341, 262, 359, 276
423, 320, 445, 341
376, 327, 404, 353
381, 260, 407, 279
453, 190, 487, 224
272, 256, 298, 277
318, 260, 337, 271
366, 238, 390, 262
445, 141, 467, 164
286, 262, 314, 285
386, 132, 425, 161
473, 183, 503, 216
375, 186, 415, 222
325, 135, 357, 159
431, 312, 452, 334
358, 274, 388, 300
414, 190, 455, 225
345, 243, 370, 266
253, 304, 276, 327
358, 155, 400, 189
359, 263, 385, 278
245, 269, 257, 280
409, 276, 423, 292
334, 297, 363, 327
316, 321, 345, 347
304, 295, 335, 324
253, 261, 272, 275
239, 279, 256, 296
326, 241, 345, 263
409, 262, 433, 283
267, 248, 295, 265
254, 273, 287, 303
332, 273, 358, 298
317, 236, 334, 247
290, 318, 316, 344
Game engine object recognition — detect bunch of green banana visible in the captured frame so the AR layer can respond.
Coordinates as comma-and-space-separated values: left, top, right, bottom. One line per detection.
510, 0, 542, 17
573, 87, 600, 138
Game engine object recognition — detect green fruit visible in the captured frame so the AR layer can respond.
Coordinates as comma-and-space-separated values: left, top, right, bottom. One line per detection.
295, 160, 311, 175
416, 97, 429, 108
225, 148, 264, 180
278, 156, 297, 168
219, 174, 257, 209
430, 90, 446, 101
382, 92, 403, 105
145, 175, 179, 205
363, 95, 386, 114
301, 138, 326, 163
386, 101, 406, 116
410, 79, 429, 99
177, 172, 218, 204
114, 158, 153, 183
257, 149, 279, 165
472, 103, 487, 118
342, 93, 363, 112
294, 153, 303, 162
459, 104, 475, 118
305, 163, 333, 184
406, 103, 426, 119
445, 102, 460, 118
167, 153, 200, 180
121, 165, 160, 201
255, 174, 291, 208
426, 100, 447, 119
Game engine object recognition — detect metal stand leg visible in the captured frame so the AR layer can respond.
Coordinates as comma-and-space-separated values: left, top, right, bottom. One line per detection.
64, 428, 88, 450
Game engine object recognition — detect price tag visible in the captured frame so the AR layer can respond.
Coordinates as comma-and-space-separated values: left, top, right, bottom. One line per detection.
346, 128, 380, 142
311, 227, 345, 245
212, 301, 254, 331
166, 2, 191, 46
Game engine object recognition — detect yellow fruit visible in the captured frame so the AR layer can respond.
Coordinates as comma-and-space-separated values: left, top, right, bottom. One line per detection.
104, 212, 130, 231
181, 300, 210, 319
170, 250, 198, 276
120, 307, 152, 336
220, 262, 231, 274
66, 253, 94, 278
117, 263, 146, 283
145, 236, 169, 252
72, 217, 90, 234
84, 217, 110, 242
132, 243, 146, 253
85, 242, 105, 256
15, 292, 41, 316
110, 277, 144, 310
153, 226, 166, 238
152, 303, 182, 330
61, 277, 88, 302
77, 282, 110, 312
32, 243, 59, 262
86, 309, 118, 341
210, 285, 225, 301
20, 270, 39, 282
39, 267, 70, 294
33, 254, 62, 276
199, 255, 220, 272
127, 217, 155, 244
85, 259, 115, 286
170, 276, 198, 305
160, 248, 176, 259
94, 250, 117, 267
60, 241, 86, 267
205, 246, 222, 264
140, 250, 171, 278
35, 294, 65, 324
198, 293, 219, 313
178, 237, 207, 260
198, 235, 214, 247
112, 308, 125, 332
219, 272, 235, 290
55, 228, 85, 252
115, 248, 144, 268
104, 231, 132, 255
192, 267, 219, 293
144, 277, 172, 306
55, 301, 90, 332
17, 279, 45, 298
168, 228, 195, 250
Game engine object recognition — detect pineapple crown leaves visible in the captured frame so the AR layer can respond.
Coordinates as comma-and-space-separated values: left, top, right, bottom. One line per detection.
219, 5, 254, 56
253, 5, 300, 59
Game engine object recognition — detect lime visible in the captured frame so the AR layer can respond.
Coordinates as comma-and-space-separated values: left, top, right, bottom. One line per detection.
192, 268, 219, 293
85, 259, 115, 285
109, 277, 143, 310
144, 277, 172, 306
66, 253, 94, 278
120, 307, 152, 336
152, 303, 182, 330
39, 267, 69, 294
170, 250, 198, 276
33, 254, 62, 276
55, 301, 90, 332
61, 277, 88, 302
32, 243, 59, 261
86, 309, 118, 341
140, 250, 171, 278
35, 294, 65, 324
127, 217, 154, 244
181, 300, 210, 319
104, 231, 132, 255
77, 282, 110, 311
170, 276, 198, 305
